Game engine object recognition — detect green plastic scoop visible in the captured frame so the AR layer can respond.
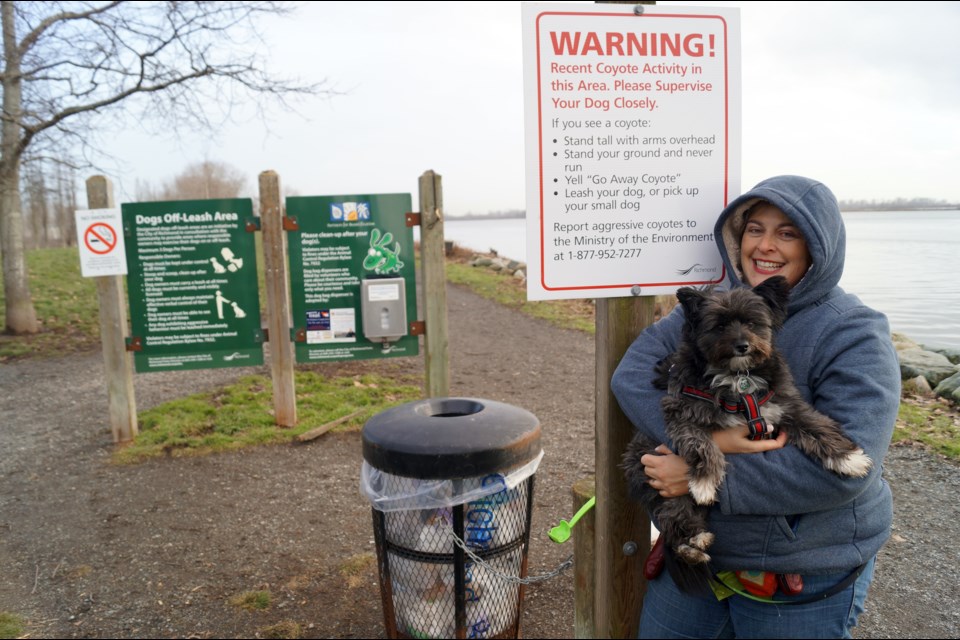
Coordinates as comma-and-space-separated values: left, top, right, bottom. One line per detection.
548, 496, 596, 543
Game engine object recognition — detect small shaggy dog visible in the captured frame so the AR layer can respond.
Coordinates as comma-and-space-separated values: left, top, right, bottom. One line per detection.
622, 276, 872, 592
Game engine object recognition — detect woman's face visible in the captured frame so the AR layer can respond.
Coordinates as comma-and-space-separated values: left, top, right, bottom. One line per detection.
740, 204, 811, 288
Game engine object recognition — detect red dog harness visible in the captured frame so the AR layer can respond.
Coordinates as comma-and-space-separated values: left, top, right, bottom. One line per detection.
680, 386, 776, 440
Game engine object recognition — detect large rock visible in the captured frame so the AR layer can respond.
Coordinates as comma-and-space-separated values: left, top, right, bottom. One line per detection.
892, 333, 921, 352
902, 375, 933, 396
930, 347, 960, 365
934, 371, 960, 404
898, 348, 959, 387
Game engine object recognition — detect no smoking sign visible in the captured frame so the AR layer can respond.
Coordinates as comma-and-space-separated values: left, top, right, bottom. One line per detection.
84, 222, 118, 255
75, 208, 127, 277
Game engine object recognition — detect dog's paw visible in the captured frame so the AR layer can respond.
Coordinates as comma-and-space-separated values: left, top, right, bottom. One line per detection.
688, 477, 719, 505
676, 543, 712, 565
688, 531, 714, 551
825, 448, 873, 477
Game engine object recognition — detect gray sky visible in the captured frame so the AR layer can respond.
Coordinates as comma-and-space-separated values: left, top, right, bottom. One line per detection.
100, 1, 960, 214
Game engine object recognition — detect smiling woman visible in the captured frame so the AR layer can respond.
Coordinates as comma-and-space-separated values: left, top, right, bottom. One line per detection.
613, 175, 901, 638
738, 203, 812, 288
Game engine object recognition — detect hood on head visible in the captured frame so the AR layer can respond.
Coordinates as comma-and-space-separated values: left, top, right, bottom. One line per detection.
714, 175, 845, 313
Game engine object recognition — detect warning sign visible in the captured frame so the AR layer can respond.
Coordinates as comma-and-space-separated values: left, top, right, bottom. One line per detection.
521, 3, 742, 300
75, 208, 127, 277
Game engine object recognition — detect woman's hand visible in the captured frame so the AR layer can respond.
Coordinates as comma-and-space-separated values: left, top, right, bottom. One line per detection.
642, 429, 787, 497
641, 445, 691, 498
713, 426, 787, 454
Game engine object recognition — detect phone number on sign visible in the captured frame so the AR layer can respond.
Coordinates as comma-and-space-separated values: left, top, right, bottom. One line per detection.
566, 248, 643, 260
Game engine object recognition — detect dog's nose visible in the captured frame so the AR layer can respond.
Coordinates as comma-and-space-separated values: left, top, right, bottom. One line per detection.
735, 341, 750, 355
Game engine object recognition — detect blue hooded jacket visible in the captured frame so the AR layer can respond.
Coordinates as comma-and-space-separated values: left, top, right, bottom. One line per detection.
611, 175, 900, 574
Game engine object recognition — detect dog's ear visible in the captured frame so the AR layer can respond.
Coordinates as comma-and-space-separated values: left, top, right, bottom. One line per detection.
752, 276, 790, 328
676, 287, 707, 323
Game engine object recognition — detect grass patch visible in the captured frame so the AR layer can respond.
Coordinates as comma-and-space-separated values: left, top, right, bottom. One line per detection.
0, 612, 25, 640
894, 397, 960, 458
339, 552, 376, 589
0, 247, 100, 361
445, 259, 595, 334
258, 621, 303, 639
227, 590, 272, 611
113, 370, 422, 464
338, 552, 376, 577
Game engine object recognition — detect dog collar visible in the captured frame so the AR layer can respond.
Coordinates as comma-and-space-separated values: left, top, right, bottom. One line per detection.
680, 386, 775, 440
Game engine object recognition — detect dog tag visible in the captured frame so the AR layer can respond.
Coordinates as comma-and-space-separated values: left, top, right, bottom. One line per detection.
736, 374, 756, 394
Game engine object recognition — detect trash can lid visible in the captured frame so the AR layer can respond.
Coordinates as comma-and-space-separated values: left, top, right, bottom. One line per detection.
362, 398, 541, 479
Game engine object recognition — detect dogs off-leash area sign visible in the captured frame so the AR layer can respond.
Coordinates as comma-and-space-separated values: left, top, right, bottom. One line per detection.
522, 3, 742, 300
122, 199, 264, 372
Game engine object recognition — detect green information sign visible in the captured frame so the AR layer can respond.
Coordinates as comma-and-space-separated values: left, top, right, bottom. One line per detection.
122, 199, 264, 372
286, 194, 418, 362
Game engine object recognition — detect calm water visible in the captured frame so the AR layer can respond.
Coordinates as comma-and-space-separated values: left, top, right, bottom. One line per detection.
433, 211, 960, 350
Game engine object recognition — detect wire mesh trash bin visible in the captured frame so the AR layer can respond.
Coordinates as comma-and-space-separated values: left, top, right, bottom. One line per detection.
361, 398, 542, 639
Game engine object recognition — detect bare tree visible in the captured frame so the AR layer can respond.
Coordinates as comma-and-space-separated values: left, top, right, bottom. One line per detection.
20, 159, 77, 248
22, 160, 48, 248
0, 1, 323, 334
160, 160, 247, 201
54, 161, 77, 247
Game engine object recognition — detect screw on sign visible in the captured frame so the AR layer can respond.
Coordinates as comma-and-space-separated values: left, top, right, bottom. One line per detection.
84, 222, 118, 255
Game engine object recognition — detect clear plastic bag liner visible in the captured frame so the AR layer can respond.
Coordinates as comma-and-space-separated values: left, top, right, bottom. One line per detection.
360, 450, 543, 512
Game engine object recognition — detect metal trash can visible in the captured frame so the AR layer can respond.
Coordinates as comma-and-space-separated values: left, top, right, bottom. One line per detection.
361, 398, 542, 639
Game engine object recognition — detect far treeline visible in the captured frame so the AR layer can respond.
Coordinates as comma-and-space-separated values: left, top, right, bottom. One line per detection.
837, 197, 959, 211
452, 198, 960, 219
21, 160, 254, 251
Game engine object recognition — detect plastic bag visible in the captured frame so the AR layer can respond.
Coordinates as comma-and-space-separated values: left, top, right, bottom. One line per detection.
360, 450, 543, 512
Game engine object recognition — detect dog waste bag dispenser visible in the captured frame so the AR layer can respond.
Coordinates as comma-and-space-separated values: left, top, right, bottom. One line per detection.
361, 398, 543, 639
361, 277, 407, 344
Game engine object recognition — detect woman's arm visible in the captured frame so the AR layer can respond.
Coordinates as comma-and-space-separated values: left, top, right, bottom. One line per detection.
641, 429, 788, 497
610, 306, 684, 443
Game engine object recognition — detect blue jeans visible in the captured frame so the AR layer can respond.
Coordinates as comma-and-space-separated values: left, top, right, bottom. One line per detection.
638, 557, 877, 639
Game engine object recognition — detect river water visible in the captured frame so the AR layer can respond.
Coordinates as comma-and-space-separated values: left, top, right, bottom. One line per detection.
433, 211, 960, 350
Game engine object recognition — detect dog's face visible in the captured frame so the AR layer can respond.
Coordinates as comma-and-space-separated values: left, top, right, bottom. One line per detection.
676, 277, 790, 372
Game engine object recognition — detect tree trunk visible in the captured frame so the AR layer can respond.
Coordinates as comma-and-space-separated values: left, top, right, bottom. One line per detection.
59, 164, 77, 247
0, 164, 38, 333
1, 0, 39, 333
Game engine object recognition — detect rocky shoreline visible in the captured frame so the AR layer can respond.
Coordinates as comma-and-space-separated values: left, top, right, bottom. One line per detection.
895, 334, 960, 403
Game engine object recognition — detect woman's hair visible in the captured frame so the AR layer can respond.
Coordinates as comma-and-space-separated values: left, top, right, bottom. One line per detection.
737, 200, 768, 238
724, 200, 766, 277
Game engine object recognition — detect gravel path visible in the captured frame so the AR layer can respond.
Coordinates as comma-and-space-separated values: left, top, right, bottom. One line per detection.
0, 282, 957, 638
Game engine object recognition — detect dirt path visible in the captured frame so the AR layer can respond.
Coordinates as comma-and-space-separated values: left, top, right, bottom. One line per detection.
1, 282, 958, 638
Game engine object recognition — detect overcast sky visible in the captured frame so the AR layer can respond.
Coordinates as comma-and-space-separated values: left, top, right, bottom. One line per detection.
98, 1, 960, 215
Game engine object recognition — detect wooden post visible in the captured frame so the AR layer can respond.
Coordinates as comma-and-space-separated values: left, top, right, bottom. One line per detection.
418, 170, 449, 398
586, 1, 658, 633
85, 176, 137, 443
258, 171, 297, 427
573, 476, 597, 639
594, 296, 655, 638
